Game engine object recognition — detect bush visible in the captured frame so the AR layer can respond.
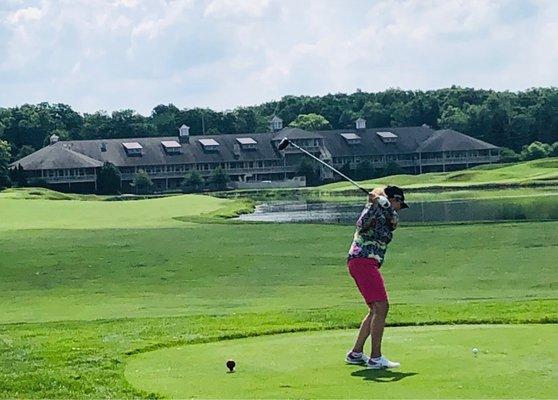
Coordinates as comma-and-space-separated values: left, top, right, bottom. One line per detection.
500, 147, 521, 163
181, 171, 204, 193
354, 160, 375, 181
96, 162, 121, 194
210, 167, 229, 191
297, 159, 321, 186
0, 170, 11, 189
520, 141, 550, 161
550, 142, 558, 157
131, 170, 154, 194
9, 164, 27, 187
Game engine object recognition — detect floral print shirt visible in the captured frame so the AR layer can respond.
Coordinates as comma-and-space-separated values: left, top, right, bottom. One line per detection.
347, 202, 399, 266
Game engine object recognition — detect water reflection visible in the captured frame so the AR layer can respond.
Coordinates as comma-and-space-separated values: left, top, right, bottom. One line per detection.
237, 196, 558, 224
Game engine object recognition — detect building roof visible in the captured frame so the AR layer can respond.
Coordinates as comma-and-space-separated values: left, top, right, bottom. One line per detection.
11, 144, 104, 169
416, 129, 499, 152
272, 127, 324, 141
318, 126, 435, 157
11, 126, 499, 170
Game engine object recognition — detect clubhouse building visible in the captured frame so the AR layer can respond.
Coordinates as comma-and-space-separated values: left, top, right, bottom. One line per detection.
11, 117, 500, 193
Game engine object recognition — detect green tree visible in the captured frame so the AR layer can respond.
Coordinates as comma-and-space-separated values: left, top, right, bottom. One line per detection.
381, 162, 404, 177
296, 159, 321, 186
289, 113, 331, 131
361, 101, 391, 128
520, 141, 550, 161
181, 171, 204, 193
15, 145, 35, 160
499, 147, 521, 163
438, 106, 470, 132
96, 162, 122, 194
210, 167, 229, 191
550, 142, 558, 157
131, 170, 154, 194
10, 164, 27, 187
151, 104, 180, 136
0, 140, 12, 188
354, 160, 374, 180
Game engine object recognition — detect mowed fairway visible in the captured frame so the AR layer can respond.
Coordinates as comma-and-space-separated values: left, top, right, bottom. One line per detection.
126, 325, 558, 399
0, 191, 557, 398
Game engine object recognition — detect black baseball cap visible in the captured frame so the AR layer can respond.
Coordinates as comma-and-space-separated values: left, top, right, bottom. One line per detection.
384, 185, 409, 209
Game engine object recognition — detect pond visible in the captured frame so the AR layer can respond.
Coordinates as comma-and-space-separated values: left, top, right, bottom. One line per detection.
236, 196, 558, 224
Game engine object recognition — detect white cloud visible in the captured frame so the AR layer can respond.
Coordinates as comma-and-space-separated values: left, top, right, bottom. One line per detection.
0, 0, 556, 114
5, 6, 44, 24
204, 0, 270, 18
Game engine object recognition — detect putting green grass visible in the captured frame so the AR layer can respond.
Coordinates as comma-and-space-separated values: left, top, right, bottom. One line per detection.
319, 158, 558, 192
126, 324, 558, 399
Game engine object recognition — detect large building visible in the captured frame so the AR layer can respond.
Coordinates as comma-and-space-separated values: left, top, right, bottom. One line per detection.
11, 118, 500, 193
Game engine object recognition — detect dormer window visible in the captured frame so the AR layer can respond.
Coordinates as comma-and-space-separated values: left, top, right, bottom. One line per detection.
161, 140, 181, 155
377, 131, 398, 143
341, 133, 361, 145
179, 124, 190, 143
356, 118, 366, 130
198, 138, 219, 152
270, 116, 283, 132
122, 142, 143, 156
236, 137, 257, 150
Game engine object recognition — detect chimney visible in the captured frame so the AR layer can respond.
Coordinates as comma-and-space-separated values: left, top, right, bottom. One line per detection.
270, 116, 283, 132
49, 134, 60, 145
356, 118, 366, 131
179, 124, 190, 143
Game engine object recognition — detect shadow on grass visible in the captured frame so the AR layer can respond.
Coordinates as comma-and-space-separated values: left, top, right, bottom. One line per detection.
351, 368, 418, 382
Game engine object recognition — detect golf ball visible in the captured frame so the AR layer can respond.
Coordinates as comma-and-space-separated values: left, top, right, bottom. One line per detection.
472, 348, 479, 355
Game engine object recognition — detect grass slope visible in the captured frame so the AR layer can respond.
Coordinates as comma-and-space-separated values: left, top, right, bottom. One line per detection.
319, 158, 558, 191
0, 193, 236, 230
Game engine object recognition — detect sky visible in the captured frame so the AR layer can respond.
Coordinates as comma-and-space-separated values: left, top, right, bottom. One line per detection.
0, 0, 557, 115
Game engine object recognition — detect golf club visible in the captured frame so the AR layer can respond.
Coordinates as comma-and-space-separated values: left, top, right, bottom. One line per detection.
277, 137, 370, 195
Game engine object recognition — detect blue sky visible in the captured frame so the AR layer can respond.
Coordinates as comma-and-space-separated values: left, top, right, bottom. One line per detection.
0, 0, 556, 115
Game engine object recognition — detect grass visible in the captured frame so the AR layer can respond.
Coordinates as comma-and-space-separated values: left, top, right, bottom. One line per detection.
126, 325, 558, 399
319, 158, 558, 192
0, 191, 557, 398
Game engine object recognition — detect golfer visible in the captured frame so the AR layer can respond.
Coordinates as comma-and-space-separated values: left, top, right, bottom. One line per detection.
345, 185, 408, 369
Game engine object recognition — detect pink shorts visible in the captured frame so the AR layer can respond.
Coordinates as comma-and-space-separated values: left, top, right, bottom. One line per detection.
347, 258, 388, 303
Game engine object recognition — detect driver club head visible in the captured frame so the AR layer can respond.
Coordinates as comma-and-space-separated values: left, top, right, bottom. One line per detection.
277, 138, 290, 151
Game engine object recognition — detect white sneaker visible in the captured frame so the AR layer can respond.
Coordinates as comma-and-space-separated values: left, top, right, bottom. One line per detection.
366, 355, 400, 369
345, 351, 370, 365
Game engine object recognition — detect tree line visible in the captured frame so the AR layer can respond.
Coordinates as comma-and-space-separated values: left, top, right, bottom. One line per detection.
1, 87, 557, 156
1, 86, 558, 189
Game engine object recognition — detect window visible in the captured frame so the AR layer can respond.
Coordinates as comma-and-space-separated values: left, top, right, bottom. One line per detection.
341, 133, 361, 145
376, 132, 398, 143
198, 138, 219, 151
122, 142, 143, 156
161, 140, 181, 155
236, 137, 257, 150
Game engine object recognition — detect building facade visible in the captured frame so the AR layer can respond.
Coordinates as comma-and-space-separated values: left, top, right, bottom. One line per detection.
11, 118, 501, 193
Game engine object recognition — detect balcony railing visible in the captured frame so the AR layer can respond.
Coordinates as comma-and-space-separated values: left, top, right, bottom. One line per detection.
43, 174, 96, 183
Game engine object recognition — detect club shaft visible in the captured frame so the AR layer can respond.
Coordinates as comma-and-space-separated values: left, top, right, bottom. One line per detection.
286, 140, 369, 195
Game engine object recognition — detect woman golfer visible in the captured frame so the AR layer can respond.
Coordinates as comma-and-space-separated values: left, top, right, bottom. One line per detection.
345, 185, 408, 369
